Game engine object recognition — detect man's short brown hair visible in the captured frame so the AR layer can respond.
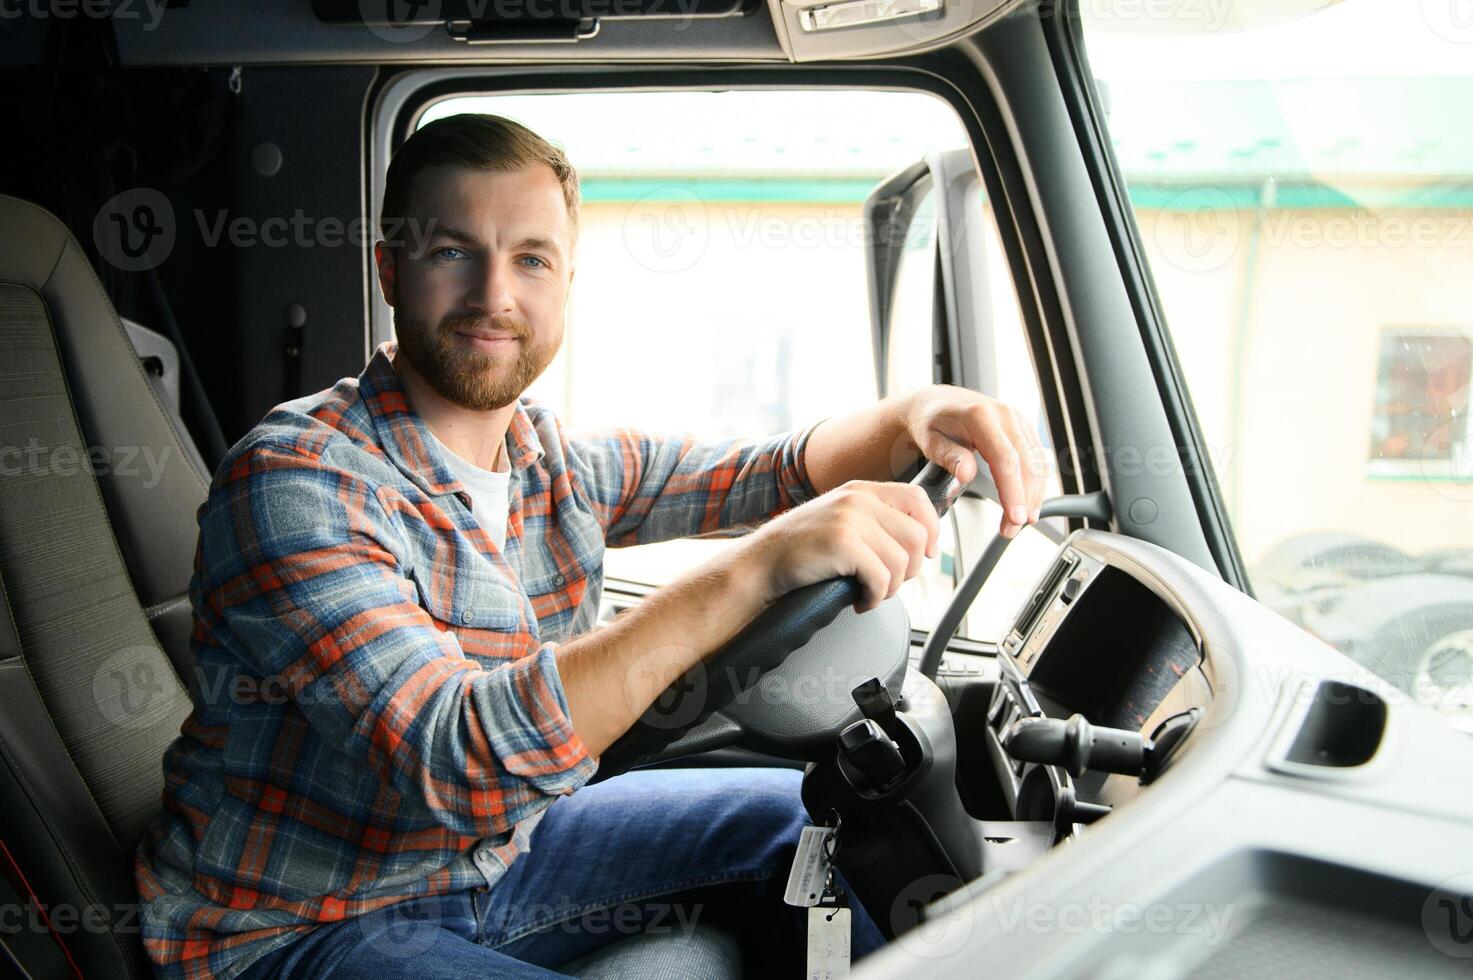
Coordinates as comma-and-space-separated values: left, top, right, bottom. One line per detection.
380, 113, 580, 243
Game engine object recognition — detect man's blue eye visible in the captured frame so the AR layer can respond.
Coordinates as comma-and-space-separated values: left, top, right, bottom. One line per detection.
520, 256, 548, 269
436, 247, 466, 260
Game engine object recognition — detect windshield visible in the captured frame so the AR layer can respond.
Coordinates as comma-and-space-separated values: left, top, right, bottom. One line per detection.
1080, 0, 1473, 732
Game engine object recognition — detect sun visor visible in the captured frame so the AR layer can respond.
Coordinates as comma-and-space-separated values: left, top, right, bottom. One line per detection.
314, 0, 753, 44
767, 0, 1018, 60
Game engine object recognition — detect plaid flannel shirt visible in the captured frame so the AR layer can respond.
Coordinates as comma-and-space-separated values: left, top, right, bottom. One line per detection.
134, 342, 821, 979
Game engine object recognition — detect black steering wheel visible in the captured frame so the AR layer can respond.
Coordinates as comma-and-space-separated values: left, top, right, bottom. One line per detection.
591, 462, 965, 781
591, 460, 1113, 782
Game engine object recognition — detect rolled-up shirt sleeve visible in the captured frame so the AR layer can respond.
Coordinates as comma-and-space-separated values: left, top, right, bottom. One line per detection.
198, 442, 595, 838
569, 420, 825, 547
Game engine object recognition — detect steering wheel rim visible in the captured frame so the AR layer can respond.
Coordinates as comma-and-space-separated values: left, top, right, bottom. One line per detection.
593, 462, 964, 779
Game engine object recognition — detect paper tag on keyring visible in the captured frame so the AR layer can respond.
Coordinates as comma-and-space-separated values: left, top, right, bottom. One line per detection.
806, 906, 851, 979
783, 825, 836, 907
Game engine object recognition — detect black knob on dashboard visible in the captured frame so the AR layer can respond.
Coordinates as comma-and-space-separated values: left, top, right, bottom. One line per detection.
1005, 714, 1149, 778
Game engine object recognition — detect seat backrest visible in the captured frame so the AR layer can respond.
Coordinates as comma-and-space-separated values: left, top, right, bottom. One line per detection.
0, 194, 204, 977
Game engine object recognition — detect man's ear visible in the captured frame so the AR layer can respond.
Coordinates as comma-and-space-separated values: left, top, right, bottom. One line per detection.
373, 240, 397, 307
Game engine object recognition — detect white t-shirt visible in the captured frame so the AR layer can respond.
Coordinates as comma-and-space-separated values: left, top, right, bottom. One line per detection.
428, 431, 511, 550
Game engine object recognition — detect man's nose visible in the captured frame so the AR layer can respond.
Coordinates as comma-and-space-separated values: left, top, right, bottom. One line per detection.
465, 255, 517, 315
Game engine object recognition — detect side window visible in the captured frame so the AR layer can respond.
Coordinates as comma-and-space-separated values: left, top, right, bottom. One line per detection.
1082, 3, 1473, 728
871, 162, 1062, 640
412, 91, 1056, 640
884, 185, 940, 397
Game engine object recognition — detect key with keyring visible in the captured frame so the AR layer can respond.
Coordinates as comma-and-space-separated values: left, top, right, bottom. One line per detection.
782, 813, 852, 978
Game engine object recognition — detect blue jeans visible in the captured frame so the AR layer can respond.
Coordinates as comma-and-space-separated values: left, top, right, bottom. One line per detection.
239, 767, 884, 978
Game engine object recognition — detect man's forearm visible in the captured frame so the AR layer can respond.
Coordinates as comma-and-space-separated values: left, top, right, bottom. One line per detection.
556, 545, 776, 758
804, 393, 919, 494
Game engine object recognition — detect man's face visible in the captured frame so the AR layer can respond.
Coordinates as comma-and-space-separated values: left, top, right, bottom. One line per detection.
377, 163, 575, 412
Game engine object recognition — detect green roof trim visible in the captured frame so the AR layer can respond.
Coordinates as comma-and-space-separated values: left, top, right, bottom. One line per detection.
580, 177, 1473, 210
580, 178, 877, 204
1126, 180, 1473, 211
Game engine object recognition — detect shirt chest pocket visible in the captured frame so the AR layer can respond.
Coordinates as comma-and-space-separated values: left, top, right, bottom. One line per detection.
519, 509, 605, 600
405, 560, 523, 632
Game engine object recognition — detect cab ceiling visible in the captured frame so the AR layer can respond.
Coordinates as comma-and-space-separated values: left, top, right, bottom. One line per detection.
105, 0, 1026, 65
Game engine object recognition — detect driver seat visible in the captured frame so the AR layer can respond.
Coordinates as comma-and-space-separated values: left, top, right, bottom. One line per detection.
0, 195, 740, 978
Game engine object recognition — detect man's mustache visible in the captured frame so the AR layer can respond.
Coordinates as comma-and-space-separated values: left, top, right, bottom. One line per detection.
438, 312, 530, 341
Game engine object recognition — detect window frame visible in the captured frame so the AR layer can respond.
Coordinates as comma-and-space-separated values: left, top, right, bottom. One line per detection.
365, 61, 1098, 644
1043, 4, 1252, 592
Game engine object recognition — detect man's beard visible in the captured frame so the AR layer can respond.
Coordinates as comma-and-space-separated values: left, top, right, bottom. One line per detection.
394, 309, 560, 412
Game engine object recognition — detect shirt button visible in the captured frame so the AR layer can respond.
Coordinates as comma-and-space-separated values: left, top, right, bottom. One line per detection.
461, 610, 474, 624
553, 573, 565, 586
476, 847, 493, 865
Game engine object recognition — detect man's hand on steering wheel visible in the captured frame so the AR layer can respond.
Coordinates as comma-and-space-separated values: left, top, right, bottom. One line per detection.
573, 384, 1052, 763
745, 481, 941, 614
